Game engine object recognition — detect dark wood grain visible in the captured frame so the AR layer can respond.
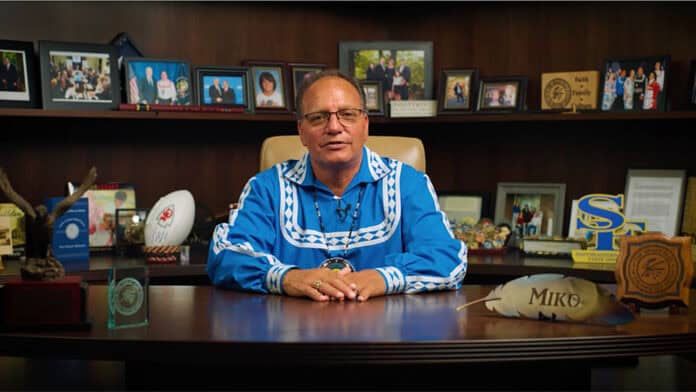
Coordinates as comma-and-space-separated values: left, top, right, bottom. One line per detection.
1, 2, 696, 234
1, 285, 696, 366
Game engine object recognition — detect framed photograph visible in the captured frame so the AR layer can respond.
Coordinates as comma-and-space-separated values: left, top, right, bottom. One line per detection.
476, 76, 527, 112
85, 184, 137, 250
338, 41, 433, 106
624, 169, 686, 237
360, 80, 384, 116
438, 192, 492, 227
38, 41, 121, 110
438, 68, 478, 114
288, 62, 326, 110
124, 57, 192, 106
243, 60, 290, 113
494, 182, 566, 238
114, 208, 148, 256
0, 40, 40, 108
688, 60, 696, 107
193, 65, 253, 112
600, 55, 670, 112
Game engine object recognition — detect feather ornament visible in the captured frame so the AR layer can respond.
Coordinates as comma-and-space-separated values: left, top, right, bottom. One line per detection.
457, 274, 634, 325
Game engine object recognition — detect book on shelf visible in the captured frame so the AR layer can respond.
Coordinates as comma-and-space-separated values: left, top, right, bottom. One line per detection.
119, 103, 245, 113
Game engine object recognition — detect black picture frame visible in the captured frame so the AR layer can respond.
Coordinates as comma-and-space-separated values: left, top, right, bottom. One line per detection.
688, 60, 696, 108
242, 60, 291, 114
476, 76, 527, 112
193, 65, 253, 113
114, 207, 148, 256
338, 41, 434, 106
287, 62, 326, 111
124, 57, 192, 106
0, 40, 40, 108
599, 54, 670, 112
38, 40, 121, 110
438, 68, 479, 114
360, 80, 385, 116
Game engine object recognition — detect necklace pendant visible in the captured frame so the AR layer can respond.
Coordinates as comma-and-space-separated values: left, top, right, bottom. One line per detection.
319, 257, 355, 272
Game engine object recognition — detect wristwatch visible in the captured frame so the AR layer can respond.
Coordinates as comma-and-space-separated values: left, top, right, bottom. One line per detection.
319, 257, 355, 272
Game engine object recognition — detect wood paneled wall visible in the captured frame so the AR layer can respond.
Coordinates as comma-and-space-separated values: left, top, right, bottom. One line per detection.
1, 2, 696, 230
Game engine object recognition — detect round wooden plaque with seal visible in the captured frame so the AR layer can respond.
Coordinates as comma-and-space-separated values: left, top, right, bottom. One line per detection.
616, 232, 693, 309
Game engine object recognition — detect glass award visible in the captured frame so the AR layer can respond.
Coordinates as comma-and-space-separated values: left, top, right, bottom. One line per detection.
108, 264, 149, 329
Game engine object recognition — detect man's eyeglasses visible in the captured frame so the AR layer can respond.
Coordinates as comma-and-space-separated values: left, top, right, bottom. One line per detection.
301, 108, 366, 127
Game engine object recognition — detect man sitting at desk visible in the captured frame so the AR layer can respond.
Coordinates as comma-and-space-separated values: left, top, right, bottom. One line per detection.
207, 70, 467, 301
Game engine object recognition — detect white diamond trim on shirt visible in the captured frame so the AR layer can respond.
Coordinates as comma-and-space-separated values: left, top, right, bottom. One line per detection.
278, 157, 402, 251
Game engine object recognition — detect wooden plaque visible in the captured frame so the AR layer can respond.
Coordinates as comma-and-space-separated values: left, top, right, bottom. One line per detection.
616, 232, 693, 308
541, 70, 599, 111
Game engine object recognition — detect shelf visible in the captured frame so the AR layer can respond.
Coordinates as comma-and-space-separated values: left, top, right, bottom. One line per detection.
1, 107, 696, 123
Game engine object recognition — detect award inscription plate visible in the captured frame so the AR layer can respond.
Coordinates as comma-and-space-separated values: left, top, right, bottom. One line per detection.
615, 233, 693, 309
541, 71, 599, 111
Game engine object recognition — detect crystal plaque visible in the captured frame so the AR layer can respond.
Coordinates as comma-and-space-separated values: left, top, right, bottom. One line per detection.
108, 264, 149, 329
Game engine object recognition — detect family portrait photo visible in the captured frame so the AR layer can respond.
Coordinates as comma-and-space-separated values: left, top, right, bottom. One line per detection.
494, 182, 565, 238
125, 58, 191, 106
339, 41, 433, 105
600, 55, 670, 112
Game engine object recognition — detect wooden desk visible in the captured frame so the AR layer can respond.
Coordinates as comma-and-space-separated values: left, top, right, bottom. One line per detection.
0, 248, 620, 286
1, 285, 695, 389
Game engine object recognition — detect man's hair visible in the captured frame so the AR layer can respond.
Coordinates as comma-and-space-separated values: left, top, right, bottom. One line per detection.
115, 190, 127, 202
295, 69, 366, 118
258, 72, 276, 90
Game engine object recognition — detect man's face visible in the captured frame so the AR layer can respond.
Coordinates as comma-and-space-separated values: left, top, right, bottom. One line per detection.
298, 77, 368, 171
213, 78, 219, 86
223, 80, 229, 89
146, 67, 153, 78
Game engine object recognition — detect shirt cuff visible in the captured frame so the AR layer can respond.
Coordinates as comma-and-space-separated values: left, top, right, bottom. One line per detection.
376, 266, 406, 295
266, 264, 297, 294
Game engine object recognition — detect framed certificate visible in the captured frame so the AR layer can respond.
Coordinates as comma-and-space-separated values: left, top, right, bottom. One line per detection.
624, 169, 686, 237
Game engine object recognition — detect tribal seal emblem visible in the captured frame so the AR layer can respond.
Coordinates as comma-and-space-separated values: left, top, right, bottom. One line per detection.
543, 78, 572, 109
113, 277, 144, 316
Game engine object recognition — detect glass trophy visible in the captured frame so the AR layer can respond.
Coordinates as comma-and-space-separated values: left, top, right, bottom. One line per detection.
108, 263, 149, 329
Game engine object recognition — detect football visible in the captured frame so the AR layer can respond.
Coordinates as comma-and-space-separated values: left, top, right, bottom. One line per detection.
144, 190, 196, 246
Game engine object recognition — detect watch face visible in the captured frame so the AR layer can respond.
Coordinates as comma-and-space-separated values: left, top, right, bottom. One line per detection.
319, 257, 355, 272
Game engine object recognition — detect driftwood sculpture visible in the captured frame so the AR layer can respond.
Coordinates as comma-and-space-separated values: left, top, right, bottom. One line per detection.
0, 166, 97, 280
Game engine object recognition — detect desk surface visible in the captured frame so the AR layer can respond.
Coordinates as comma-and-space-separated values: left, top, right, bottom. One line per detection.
0, 248, 619, 285
2, 285, 696, 366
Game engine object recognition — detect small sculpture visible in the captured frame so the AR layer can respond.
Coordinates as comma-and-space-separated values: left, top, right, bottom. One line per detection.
0, 166, 97, 281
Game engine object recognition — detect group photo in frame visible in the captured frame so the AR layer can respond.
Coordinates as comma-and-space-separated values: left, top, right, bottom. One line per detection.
600, 55, 670, 112
624, 169, 686, 237
494, 182, 566, 239
438, 68, 478, 114
193, 65, 253, 112
338, 41, 433, 106
438, 192, 492, 227
39, 40, 121, 110
360, 80, 385, 116
0, 40, 39, 108
243, 60, 290, 113
288, 62, 326, 111
124, 57, 192, 106
476, 76, 527, 112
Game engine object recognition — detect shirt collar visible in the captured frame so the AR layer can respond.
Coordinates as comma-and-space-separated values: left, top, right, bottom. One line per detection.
284, 145, 392, 188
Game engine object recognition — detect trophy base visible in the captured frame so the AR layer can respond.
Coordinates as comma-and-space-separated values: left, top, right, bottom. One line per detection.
0, 275, 90, 331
